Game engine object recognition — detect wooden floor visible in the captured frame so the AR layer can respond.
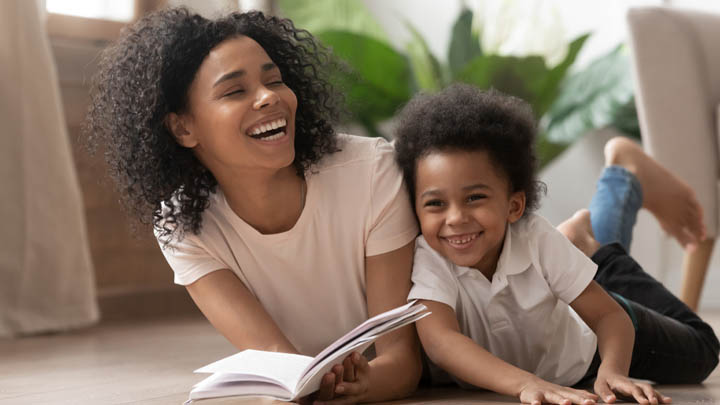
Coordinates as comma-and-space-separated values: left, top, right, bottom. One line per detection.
1, 313, 719, 405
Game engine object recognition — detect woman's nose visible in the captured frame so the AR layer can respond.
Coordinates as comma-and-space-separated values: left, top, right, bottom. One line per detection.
253, 86, 280, 110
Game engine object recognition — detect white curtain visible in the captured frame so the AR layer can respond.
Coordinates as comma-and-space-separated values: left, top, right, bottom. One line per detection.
0, 0, 98, 336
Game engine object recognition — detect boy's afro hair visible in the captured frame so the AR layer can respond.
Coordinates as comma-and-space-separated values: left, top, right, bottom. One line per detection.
394, 83, 545, 215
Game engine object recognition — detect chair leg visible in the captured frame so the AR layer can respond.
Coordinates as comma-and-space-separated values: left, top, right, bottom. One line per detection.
680, 238, 715, 311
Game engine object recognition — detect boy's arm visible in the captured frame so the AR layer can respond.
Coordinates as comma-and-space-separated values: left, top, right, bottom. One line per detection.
418, 300, 598, 405
570, 281, 670, 404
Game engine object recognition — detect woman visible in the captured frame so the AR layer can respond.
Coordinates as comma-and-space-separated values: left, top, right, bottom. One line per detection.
85, 7, 421, 404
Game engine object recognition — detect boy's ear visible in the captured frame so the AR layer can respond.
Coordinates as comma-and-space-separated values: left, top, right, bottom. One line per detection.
165, 112, 198, 148
507, 191, 526, 224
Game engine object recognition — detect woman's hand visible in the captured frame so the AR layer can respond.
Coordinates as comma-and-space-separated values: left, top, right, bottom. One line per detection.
594, 370, 671, 404
299, 352, 370, 405
315, 352, 370, 405
518, 378, 598, 405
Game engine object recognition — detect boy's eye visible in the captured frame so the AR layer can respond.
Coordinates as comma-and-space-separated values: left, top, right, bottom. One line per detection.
467, 194, 487, 202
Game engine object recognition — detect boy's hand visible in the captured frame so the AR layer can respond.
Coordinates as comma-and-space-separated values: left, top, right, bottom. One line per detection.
312, 352, 370, 405
594, 370, 671, 404
519, 377, 599, 405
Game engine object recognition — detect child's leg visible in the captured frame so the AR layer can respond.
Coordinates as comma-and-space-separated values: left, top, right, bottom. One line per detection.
591, 245, 719, 383
587, 164, 641, 252
561, 139, 718, 383
559, 212, 718, 383
592, 137, 706, 250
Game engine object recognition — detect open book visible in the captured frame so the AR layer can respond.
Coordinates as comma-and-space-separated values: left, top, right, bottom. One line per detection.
186, 301, 429, 403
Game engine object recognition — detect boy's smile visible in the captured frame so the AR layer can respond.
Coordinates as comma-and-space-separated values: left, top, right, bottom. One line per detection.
414, 149, 525, 279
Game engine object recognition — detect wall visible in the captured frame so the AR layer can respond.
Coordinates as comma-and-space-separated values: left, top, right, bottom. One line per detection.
50, 35, 199, 320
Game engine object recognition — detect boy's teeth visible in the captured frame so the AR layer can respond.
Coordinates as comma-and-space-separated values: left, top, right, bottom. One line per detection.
447, 233, 478, 244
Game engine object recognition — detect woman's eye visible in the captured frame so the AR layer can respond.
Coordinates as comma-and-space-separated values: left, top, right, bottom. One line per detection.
223, 89, 245, 97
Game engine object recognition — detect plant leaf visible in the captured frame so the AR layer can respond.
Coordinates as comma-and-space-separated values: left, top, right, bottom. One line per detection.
276, 0, 387, 43
543, 45, 635, 144
609, 96, 641, 139
532, 33, 590, 117
456, 54, 549, 116
405, 21, 445, 92
448, 8, 482, 78
316, 30, 412, 125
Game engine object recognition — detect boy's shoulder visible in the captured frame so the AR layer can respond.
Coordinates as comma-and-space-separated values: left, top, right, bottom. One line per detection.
510, 213, 556, 239
414, 235, 455, 267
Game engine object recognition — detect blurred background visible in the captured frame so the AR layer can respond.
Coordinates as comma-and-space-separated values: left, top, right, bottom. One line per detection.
3, 0, 719, 338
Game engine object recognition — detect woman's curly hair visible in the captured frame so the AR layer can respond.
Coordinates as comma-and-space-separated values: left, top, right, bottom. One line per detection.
394, 83, 546, 216
84, 7, 342, 243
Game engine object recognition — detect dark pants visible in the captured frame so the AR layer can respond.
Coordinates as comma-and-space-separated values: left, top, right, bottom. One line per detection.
580, 243, 719, 384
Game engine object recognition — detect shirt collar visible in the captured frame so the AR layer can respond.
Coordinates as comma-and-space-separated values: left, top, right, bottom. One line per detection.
494, 220, 532, 277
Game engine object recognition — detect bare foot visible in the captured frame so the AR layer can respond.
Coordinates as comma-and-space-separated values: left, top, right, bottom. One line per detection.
558, 209, 601, 257
604, 137, 706, 251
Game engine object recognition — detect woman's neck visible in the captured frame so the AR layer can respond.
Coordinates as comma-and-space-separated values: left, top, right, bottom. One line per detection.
217, 165, 305, 234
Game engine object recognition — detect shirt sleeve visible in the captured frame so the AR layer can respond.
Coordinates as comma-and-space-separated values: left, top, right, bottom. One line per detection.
155, 228, 227, 286
365, 138, 419, 256
532, 217, 598, 304
407, 237, 459, 310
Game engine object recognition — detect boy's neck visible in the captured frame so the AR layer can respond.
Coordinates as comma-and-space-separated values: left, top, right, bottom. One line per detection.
471, 233, 507, 282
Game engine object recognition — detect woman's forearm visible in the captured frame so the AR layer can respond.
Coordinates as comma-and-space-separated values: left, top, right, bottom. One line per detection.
364, 325, 422, 402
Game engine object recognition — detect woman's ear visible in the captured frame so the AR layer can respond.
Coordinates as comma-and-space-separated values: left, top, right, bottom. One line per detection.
507, 191, 526, 224
165, 112, 198, 148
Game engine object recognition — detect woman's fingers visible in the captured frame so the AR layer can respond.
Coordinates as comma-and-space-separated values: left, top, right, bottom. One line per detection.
315, 372, 337, 401
351, 351, 369, 372
332, 364, 344, 387
334, 381, 365, 396
342, 355, 355, 382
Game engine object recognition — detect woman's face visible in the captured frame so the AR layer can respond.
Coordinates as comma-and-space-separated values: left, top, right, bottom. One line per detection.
173, 35, 298, 176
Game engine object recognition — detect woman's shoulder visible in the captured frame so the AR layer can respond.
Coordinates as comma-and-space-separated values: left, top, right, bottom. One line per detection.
313, 133, 391, 171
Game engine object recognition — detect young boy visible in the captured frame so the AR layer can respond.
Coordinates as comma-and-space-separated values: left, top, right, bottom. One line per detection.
393, 84, 718, 405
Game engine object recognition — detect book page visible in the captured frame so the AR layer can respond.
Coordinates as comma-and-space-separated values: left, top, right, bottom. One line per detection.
195, 350, 313, 392
190, 373, 294, 401
303, 302, 427, 374
303, 301, 418, 373
294, 304, 430, 398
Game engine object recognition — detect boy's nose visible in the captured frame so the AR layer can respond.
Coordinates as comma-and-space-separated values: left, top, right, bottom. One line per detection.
446, 205, 468, 225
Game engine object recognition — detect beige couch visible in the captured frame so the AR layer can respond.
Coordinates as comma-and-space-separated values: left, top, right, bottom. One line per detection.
627, 6, 720, 310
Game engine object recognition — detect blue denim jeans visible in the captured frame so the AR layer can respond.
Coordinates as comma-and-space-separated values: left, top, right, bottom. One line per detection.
579, 166, 719, 384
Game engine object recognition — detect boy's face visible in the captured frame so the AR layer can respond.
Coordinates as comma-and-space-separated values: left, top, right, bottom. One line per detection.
414, 150, 525, 277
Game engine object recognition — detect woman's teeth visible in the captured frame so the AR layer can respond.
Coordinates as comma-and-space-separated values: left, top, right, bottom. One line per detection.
249, 118, 287, 138
258, 131, 286, 141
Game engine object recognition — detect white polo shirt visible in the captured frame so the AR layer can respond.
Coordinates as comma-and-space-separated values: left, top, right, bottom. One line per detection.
409, 213, 598, 386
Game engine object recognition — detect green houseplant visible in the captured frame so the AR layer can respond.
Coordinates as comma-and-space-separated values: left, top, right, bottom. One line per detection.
278, 0, 639, 167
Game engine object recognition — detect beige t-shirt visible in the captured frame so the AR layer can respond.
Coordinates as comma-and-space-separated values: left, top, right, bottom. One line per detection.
158, 134, 419, 355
